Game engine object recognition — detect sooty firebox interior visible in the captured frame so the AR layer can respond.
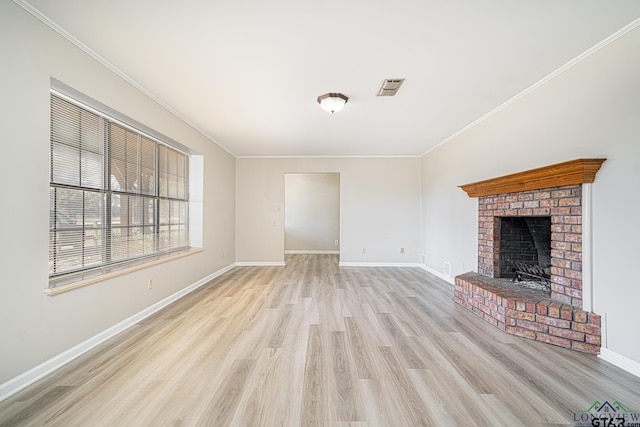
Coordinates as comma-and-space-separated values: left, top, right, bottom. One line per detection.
498, 217, 551, 280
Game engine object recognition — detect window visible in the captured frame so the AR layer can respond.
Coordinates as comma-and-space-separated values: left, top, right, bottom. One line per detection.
49, 92, 189, 286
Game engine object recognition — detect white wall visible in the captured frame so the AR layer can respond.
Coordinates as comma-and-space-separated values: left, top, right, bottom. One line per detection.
285, 173, 340, 252
236, 157, 421, 264
0, 2, 235, 386
421, 26, 640, 365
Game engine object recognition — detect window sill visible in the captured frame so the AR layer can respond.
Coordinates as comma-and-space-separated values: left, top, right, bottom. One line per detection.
46, 248, 206, 296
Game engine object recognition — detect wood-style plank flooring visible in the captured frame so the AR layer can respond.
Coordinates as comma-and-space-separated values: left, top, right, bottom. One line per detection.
1, 254, 639, 426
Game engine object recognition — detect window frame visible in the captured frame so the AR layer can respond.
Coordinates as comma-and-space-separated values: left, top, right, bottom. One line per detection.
49, 82, 192, 291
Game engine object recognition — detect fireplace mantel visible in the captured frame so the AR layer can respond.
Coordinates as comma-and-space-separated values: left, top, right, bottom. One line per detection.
459, 158, 606, 198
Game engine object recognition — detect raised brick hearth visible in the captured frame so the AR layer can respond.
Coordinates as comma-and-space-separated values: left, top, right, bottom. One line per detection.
454, 272, 601, 354
456, 160, 606, 354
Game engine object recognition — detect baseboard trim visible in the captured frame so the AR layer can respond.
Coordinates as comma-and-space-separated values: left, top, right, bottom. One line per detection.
420, 265, 455, 285
0, 262, 235, 402
235, 261, 286, 267
598, 348, 640, 378
285, 250, 340, 254
338, 262, 422, 268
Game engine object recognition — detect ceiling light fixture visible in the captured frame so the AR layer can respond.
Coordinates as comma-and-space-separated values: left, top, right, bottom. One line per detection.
317, 93, 348, 114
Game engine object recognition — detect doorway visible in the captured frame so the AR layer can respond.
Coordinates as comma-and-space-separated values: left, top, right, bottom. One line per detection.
284, 173, 340, 256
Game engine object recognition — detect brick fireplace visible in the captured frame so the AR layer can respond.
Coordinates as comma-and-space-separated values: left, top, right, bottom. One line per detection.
455, 159, 605, 354
478, 185, 583, 306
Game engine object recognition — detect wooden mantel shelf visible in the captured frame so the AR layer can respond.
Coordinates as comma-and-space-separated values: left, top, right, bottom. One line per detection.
459, 158, 606, 198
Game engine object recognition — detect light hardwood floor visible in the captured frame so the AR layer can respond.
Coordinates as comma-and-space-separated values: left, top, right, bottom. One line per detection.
1, 254, 639, 426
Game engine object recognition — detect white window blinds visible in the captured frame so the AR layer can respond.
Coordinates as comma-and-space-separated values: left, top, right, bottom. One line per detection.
49, 92, 189, 282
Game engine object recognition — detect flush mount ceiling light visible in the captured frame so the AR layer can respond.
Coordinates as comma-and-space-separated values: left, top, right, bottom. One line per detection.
317, 93, 348, 114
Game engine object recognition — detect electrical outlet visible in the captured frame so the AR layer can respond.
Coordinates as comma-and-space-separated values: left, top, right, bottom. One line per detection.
444, 262, 451, 277
362, 248, 366, 254
400, 248, 405, 254
335, 240, 339, 245
147, 279, 153, 290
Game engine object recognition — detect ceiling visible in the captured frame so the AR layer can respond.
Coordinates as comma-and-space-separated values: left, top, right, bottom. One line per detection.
20, 0, 640, 157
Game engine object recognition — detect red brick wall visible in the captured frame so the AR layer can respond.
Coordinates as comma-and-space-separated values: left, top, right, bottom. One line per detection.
478, 185, 583, 308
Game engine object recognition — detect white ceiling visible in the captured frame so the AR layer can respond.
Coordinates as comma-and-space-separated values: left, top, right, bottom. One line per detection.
20, 0, 640, 157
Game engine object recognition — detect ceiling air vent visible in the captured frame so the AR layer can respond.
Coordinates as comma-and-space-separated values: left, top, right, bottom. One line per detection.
376, 78, 405, 96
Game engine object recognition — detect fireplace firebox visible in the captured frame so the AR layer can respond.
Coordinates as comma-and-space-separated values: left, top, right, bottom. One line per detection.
498, 216, 551, 281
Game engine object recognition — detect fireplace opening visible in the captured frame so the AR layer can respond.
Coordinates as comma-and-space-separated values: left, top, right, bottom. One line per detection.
498, 216, 551, 291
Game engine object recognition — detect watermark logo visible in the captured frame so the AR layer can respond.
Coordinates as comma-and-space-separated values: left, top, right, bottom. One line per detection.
573, 400, 640, 427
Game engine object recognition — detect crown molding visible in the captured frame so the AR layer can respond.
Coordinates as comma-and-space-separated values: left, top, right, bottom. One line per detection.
12, 0, 236, 158
236, 154, 422, 159
422, 17, 640, 158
